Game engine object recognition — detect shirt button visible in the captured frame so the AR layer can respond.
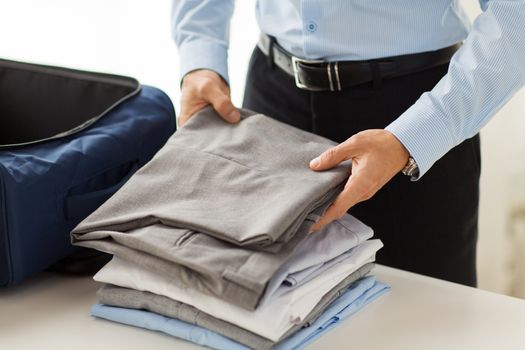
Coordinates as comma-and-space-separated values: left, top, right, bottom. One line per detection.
306, 21, 317, 32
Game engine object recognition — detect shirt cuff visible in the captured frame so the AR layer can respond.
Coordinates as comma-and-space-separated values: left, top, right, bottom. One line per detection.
385, 96, 457, 180
178, 40, 229, 84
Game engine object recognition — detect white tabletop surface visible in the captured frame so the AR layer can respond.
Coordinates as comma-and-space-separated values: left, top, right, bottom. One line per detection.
1, 265, 525, 350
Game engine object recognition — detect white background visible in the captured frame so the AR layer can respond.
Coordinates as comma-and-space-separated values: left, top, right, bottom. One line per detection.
1, 0, 524, 297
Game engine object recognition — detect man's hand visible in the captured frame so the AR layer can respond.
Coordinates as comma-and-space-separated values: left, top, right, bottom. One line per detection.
179, 69, 241, 126
309, 129, 410, 232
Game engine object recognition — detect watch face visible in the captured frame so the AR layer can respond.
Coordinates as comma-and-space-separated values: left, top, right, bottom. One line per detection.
402, 157, 418, 177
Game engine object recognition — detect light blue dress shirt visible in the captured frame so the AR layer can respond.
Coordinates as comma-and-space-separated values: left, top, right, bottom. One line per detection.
91, 276, 390, 350
172, 0, 525, 178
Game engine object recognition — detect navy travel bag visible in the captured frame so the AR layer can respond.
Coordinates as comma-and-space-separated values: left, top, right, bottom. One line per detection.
0, 58, 176, 286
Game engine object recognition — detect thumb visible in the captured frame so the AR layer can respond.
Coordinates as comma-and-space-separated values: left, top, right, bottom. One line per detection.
310, 144, 352, 171
206, 85, 240, 123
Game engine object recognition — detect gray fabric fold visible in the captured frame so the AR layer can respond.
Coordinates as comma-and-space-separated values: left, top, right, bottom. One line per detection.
71, 107, 351, 309
72, 106, 350, 249
75, 219, 310, 310
96, 263, 374, 350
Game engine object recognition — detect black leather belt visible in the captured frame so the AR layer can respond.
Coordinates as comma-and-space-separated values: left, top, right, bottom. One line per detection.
257, 33, 460, 91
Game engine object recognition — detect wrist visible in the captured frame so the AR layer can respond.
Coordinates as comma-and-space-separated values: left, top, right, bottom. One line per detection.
383, 130, 409, 171
182, 69, 224, 89
383, 128, 421, 179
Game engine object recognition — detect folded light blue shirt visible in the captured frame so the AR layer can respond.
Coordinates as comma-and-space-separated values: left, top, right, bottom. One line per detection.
172, 0, 525, 178
91, 276, 390, 350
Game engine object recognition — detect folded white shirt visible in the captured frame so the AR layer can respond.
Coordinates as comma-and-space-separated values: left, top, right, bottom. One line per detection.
262, 213, 373, 303
94, 239, 382, 341
271, 247, 362, 301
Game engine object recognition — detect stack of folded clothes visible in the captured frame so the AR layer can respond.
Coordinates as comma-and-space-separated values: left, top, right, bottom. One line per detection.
71, 107, 390, 350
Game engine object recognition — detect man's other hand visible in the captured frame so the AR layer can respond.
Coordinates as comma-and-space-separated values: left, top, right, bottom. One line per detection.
309, 129, 410, 232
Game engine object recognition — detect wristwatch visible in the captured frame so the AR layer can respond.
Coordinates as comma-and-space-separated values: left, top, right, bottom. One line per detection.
402, 156, 419, 177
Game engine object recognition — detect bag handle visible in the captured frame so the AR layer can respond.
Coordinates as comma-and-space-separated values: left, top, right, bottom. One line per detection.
64, 161, 139, 221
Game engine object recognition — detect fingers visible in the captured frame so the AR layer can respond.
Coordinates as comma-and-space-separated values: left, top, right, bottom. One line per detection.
309, 203, 342, 234
309, 173, 371, 233
179, 100, 207, 127
309, 140, 355, 171
179, 69, 240, 127
207, 85, 241, 123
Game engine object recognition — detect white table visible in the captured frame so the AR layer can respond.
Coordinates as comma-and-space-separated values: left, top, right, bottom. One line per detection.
1, 265, 524, 350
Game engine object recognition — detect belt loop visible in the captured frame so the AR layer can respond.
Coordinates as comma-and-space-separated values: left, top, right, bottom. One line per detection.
334, 61, 342, 91
370, 61, 382, 90
326, 63, 334, 91
267, 35, 276, 70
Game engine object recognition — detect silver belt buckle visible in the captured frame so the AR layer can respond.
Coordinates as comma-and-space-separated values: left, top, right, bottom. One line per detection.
291, 56, 325, 91
291, 56, 341, 91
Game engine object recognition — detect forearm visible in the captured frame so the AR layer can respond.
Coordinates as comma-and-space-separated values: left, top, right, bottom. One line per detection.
386, 0, 525, 179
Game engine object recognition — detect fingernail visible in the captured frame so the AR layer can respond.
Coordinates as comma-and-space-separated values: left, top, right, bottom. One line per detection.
309, 157, 320, 168
228, 110, 240, 122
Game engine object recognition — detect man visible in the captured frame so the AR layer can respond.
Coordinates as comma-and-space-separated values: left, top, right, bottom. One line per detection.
171, 0, 525, 287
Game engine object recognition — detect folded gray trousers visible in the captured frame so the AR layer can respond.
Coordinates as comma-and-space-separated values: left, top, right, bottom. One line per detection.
96, 263, 374, 350
72, 107, 350, 309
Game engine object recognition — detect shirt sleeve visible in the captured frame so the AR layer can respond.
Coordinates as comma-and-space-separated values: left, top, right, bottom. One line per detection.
385, 0, 525, 180
171, 0, 234, 83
